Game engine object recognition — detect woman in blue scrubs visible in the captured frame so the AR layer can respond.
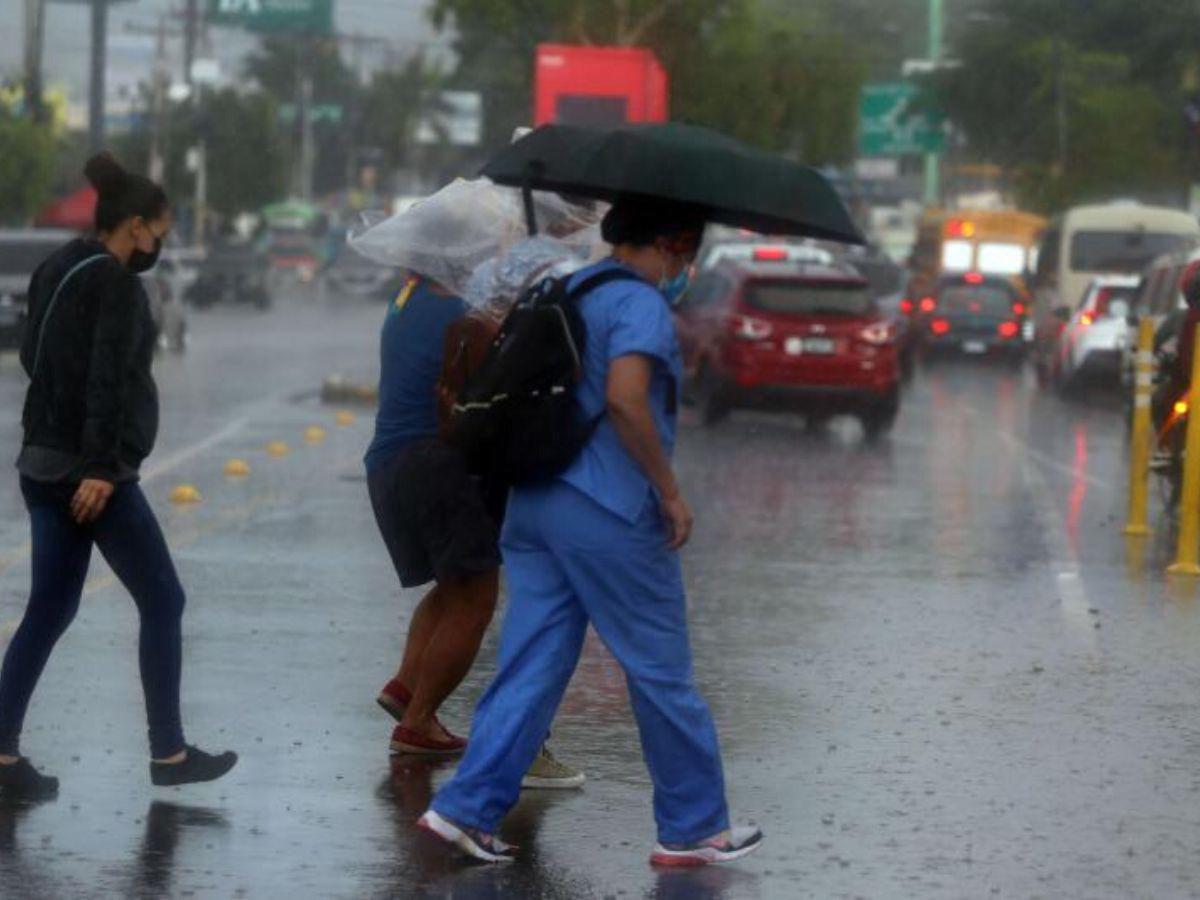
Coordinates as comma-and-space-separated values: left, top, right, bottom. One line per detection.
419, 197, 763, 867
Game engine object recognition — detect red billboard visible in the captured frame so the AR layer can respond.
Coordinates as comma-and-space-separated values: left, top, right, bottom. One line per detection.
534, 44, 669, 127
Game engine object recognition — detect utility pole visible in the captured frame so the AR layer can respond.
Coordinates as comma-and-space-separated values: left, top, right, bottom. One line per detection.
183, 0, 198, 85
88, 0, 109, 151
923, 0, 943, 207
1053, 35, 1068, 178
23, 0, 46, 123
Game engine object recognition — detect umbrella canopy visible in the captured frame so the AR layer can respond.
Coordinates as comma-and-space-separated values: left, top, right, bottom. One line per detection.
35, 186, 98, 231
480, 122, 865, 245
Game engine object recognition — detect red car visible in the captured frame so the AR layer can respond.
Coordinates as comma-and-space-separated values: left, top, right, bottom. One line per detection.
674, 260, 901, 438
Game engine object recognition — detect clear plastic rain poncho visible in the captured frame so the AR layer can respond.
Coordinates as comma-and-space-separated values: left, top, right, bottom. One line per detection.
462, 236, 596, 317
349, 177, 606, 301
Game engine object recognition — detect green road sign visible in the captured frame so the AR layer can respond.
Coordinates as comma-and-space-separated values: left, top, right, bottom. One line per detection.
208, 0, 333, 34
858, 82, 945, 157
278, 103, 343, 124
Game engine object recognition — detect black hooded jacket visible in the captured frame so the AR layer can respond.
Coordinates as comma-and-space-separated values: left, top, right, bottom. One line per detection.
18, 238, 159, 482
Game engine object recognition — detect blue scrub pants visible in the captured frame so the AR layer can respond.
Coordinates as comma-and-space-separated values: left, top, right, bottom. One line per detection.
431, 481, 729, 844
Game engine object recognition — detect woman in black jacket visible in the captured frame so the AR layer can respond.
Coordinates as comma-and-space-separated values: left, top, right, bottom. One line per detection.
0, 153, 236, 799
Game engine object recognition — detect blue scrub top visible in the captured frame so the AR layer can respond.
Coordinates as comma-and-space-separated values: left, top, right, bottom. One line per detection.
364, 277, 468, 472
558, 259, 682, 524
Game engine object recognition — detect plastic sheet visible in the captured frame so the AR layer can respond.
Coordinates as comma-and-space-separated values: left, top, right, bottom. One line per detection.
348, 178, 605, 297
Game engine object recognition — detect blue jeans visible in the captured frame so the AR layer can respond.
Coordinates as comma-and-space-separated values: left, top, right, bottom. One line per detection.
0, 477, 187, 759
432, 481, 729, 844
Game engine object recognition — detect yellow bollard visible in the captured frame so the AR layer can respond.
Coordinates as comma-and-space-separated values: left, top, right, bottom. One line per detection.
169, 484, 202, 505
1124, 318, 1155, 536
1168, 323, 1200, 575
224, 458, 251, 478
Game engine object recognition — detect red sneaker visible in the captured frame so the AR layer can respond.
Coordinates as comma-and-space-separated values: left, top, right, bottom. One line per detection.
389, 725, 467, 756
376, 679, 412, 721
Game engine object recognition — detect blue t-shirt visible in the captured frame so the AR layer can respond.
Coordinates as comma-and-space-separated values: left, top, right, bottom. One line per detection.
364, 277, 468, 472
556, 259, 682, 523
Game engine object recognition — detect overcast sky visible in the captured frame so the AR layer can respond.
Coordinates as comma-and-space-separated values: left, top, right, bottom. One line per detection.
0, 0, 449, 115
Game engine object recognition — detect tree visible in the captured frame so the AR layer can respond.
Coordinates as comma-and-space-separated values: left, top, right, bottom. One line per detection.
430, 0, 865, 164
930, 0, 1200, 211
0, 109, 56, 225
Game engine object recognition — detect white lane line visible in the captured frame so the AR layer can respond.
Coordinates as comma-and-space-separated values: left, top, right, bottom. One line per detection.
998, 430, 1110, 490
140, 416, 251, 484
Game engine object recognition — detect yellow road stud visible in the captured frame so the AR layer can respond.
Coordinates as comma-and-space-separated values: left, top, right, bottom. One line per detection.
169, 485, 202, 505
266, 441, 290, 458
335, 410, 356, 427
1169, 323, 1200, 576
1125, 318, 1155, 536
224, 458, 251, 478
304, 425, 327, 445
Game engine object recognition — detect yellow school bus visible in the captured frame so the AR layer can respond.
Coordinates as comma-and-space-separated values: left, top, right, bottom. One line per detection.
907, 209, 1048, 301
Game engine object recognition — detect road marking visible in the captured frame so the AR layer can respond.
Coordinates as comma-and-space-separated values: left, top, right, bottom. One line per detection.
999, 430, 1110, 490
140, 416, 250, 484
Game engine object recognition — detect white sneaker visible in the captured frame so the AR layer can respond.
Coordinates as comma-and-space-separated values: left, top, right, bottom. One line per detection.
521, 745, 586, 790
417, 809, 516, 864
650, 825, 764, 867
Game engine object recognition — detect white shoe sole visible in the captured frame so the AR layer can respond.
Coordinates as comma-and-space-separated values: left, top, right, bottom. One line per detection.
521, 772, 586, 790
650, 831, 764, 867
417, 809, 515, 864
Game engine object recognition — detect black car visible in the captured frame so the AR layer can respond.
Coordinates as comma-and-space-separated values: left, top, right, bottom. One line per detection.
323, 244, 404, 302
185, 236, 271, 310
0, 229, 76, 350
918, 273, 1029, 362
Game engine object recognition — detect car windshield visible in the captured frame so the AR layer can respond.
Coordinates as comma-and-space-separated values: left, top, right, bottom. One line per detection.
938, 284, 1014, 315
1069, 231, 1193, 273
745, 279, 874, 316
0, 240, 62, 276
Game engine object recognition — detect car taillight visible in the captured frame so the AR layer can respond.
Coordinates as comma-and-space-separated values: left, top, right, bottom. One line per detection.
997, 321, 1020, 339
859, 321, 893, 345
752, 246, 788, 261
729, 313, 773, 341
1176, 400, 1189, 416
963, 272, 984, 284
1012, 302, 1026, 316
930, 318, 951, 335
1080, 312, 1095, 326
899, 298, 915, 315
919, 296, 937, 313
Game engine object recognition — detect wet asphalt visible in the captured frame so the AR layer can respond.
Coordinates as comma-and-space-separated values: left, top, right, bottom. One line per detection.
0, 296, 1198, 898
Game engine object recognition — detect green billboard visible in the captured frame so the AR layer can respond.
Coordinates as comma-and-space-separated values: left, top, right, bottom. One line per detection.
858, 82, 945, 158
208, 0, 333, 34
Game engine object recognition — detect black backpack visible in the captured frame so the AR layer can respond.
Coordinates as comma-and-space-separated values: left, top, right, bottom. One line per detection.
446, 267, 641, 484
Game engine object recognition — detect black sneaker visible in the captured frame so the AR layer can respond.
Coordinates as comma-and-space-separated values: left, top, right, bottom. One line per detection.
150, 745, 238, 787
0, 758, 58, 801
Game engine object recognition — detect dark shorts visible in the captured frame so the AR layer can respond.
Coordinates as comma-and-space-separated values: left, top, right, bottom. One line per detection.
368, 439, 504, 588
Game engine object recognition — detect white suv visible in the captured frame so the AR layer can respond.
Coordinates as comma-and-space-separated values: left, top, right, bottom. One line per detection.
1055, 275, 1140, 387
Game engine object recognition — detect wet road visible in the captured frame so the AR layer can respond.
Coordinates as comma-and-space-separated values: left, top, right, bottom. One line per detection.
0, 298, 1198, 898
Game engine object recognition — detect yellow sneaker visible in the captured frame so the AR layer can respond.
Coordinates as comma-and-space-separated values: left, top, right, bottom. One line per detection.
521, 745, 585, 790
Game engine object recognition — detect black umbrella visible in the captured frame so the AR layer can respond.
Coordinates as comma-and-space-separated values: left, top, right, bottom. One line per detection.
480, 122, 865, 245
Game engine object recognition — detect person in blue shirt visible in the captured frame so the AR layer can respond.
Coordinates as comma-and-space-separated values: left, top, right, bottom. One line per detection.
420, 197, 764, 866
365, 274, 501, 756
366, 270, 584, 788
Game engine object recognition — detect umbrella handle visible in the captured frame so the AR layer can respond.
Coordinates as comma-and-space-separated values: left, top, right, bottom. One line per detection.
521, 180, 539, 236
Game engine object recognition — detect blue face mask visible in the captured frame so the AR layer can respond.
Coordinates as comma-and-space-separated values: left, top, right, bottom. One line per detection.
658, 267, 691, 305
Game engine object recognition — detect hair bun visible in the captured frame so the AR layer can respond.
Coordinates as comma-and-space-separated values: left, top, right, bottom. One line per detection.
84, 152, 129, 195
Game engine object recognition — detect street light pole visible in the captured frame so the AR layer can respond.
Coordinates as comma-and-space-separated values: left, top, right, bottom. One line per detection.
88, 0, 108, 151
23, 0, 46, 123
923, 0, 943, 206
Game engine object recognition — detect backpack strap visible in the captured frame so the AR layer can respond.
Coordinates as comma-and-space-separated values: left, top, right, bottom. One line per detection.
29, 253, 110, 383
566, 266, 647, 300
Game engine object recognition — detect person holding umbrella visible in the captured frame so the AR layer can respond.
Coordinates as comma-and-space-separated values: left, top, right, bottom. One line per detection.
417, 123, 863, 865
419, 195, 762, 866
